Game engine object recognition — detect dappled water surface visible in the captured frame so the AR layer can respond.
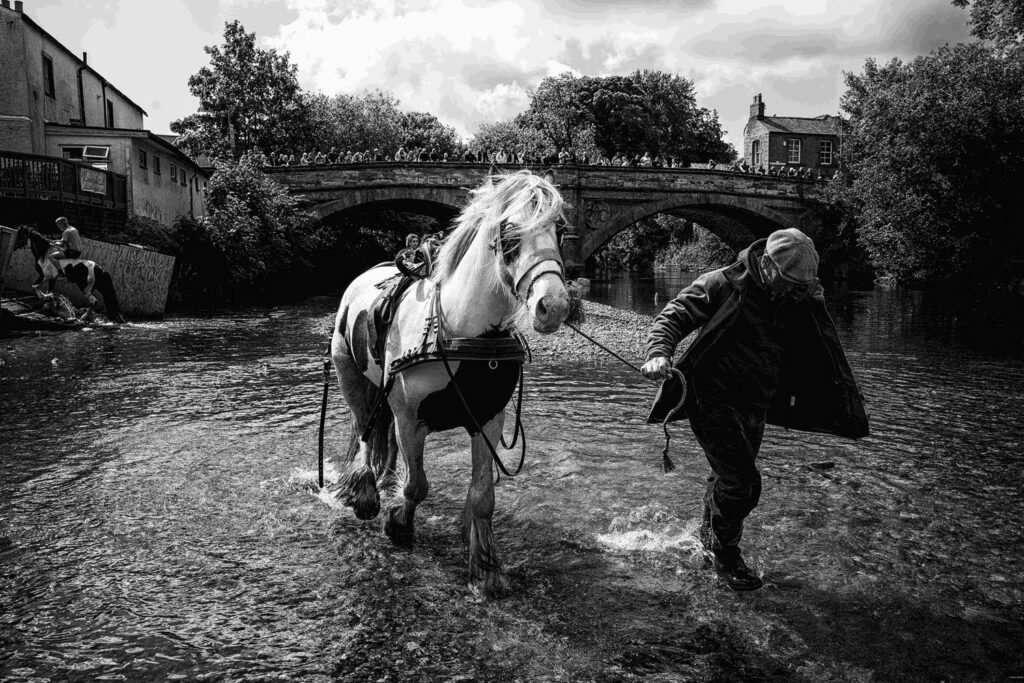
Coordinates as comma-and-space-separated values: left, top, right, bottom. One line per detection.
2, 290, 1023, 681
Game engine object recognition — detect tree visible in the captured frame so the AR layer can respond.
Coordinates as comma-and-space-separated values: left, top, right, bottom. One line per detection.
952, 0, 1024, 50
191, 156, 320, 301
523, 70, 733, 163
839, 43, 1024, 287
399, 111, 463, 156
171, 21, 305, 160
522, 73, 594, 153
468, 120, 549, 159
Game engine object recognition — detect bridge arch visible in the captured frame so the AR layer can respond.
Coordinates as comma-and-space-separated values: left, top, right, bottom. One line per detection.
580, 193, 804, 262
307, 186, 466, 221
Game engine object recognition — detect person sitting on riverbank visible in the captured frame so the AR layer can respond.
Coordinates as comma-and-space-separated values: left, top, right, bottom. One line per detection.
47, 217, 83, 276
641, 228, 868, 591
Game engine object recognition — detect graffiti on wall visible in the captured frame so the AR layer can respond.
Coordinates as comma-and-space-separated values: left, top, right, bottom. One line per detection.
2, 235, 176, 316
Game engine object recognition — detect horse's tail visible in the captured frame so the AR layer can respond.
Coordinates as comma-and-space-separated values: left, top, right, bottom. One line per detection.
93, 267, 126, 323
351, 377, 394, 477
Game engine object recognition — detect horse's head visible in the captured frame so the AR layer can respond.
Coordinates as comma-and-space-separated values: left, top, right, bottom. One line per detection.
435, 169, 570, 334
17, 226, 51, 262
493, 171, 569, 333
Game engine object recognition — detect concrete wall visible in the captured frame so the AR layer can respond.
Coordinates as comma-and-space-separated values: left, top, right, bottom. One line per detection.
44, 130, 206, 225
2, 234, 176, 315
0, 4, 145, 155
130, 139, 206, 223
0, 5, 38, 152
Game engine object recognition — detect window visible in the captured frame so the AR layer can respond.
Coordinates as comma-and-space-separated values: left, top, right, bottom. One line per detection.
751, 140, 761, 167
181, 168, 187, 186
42, 54, 55, 97
170, 164, 177, 181
787, 139, 801, 164
61, 146, 110, 170
139, 150, 148, 169
153, 156, 161, 175
819, 140, 833, 165
105, 100, 114, 128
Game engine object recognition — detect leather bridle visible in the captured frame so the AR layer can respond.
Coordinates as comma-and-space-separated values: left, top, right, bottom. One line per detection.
497, 222, 565, 301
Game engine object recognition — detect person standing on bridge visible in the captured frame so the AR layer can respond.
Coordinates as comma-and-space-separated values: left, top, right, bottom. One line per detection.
641, 228, 868, 591
48, 216, 83, 276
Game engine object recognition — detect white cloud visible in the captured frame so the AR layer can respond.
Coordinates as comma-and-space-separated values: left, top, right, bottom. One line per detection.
21, 0, 974, 148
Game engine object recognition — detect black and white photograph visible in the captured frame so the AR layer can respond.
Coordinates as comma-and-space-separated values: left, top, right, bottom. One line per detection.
2, 0, 1023, 680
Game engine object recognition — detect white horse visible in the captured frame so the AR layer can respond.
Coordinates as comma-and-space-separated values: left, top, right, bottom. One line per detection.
331, 169, 569, 595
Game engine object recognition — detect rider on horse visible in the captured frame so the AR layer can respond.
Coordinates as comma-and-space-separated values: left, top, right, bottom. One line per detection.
48, 217, 83, 276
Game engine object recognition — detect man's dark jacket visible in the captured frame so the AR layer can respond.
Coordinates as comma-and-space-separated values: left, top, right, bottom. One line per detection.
646, 240, 869, 439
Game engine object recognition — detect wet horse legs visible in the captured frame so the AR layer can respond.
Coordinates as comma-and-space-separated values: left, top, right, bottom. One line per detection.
384, 412, 428, 546
464, 413, 509, 596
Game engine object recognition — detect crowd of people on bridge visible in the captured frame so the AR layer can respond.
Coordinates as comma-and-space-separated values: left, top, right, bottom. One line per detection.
245, 146, 841, 182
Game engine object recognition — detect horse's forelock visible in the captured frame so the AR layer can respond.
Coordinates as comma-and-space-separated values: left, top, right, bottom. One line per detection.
433, 171, 563, 286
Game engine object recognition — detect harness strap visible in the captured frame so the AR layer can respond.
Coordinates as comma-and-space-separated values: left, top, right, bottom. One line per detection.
433, 286, 527, 480
514, 247, 564, 294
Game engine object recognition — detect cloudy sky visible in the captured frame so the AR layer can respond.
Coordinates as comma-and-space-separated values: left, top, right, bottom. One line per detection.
25, 0, 973, 152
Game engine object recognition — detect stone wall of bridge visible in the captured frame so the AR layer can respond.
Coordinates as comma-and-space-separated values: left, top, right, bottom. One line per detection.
265, 162, 825, 274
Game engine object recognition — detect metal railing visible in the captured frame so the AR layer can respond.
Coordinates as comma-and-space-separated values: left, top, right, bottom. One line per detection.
0, 151, 128, 210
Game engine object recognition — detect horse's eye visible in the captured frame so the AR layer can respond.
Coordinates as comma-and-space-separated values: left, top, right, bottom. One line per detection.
503, 235, 521, 262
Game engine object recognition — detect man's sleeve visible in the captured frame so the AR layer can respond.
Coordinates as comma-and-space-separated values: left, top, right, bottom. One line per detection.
645, 273, 720, 361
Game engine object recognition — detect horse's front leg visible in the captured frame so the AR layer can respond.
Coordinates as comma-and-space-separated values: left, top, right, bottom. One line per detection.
465, 412, 510, 597
32, 276, 53, 299
384, 410, 428, 546
82, 276, 97, 309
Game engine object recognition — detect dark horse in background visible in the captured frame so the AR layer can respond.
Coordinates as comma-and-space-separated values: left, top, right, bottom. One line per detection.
18, 227, 125, 323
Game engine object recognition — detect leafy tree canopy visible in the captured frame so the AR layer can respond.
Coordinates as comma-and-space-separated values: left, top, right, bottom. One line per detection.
952, 0, 1024, 49
171, 21, 305, 160
468, 120, 550, 159
523, 70, 734, 163
839, 42, 1024, 286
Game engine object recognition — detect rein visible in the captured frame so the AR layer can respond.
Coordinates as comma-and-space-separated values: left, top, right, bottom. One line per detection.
564, 321, 681, 473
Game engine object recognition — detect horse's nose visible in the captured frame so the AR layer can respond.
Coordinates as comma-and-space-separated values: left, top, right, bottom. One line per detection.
533, 292, 568, 333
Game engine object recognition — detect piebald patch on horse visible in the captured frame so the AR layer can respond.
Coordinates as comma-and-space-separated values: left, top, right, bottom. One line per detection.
19, 227, 125, 323
331, 169, 569, 596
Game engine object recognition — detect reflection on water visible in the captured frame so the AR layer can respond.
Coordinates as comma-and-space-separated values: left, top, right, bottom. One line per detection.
2, 287, 1023, 681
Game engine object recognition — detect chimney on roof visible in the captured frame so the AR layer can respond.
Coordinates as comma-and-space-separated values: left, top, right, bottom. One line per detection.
1, 1, 11, 10
83, 51, 88, 64
750, 94, 765, 120
14, 0, 23, 12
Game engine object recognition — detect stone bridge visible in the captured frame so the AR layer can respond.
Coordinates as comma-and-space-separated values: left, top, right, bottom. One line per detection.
263, 162, 825, 274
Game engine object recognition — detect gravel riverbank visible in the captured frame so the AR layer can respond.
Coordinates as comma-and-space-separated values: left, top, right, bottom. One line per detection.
526, 299, 656, 366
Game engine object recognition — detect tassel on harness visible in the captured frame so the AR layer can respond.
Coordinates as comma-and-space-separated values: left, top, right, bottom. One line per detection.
659, 369, 687, 473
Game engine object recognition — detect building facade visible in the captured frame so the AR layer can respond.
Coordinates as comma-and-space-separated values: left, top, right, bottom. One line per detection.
0, 0, 206, 226
742, 94, 843, 174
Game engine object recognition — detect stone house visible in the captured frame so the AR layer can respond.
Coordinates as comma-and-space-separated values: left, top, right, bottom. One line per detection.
742, 94, 843, 174
0, 0, 207, 227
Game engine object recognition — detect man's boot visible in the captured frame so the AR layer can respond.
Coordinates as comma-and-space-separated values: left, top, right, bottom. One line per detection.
713, 552, 763, 591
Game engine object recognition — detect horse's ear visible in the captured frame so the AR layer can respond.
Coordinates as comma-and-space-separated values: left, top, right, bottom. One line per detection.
543, 168, 556, 183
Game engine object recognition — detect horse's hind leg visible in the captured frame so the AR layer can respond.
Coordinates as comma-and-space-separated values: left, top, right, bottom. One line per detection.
384, 411, 428, 547
331, 333, 381, 520
464, 413, 510, 597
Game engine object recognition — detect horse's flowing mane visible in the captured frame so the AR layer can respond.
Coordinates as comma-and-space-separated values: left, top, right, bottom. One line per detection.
432, 170, 564, 291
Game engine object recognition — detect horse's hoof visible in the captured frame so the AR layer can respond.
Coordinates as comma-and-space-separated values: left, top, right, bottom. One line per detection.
383, 504, 415, 547
340, 467, 380, 520
469, 571, 510, 599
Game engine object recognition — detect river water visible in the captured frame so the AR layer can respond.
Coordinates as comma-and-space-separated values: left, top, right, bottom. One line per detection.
2, 273, 1023, 682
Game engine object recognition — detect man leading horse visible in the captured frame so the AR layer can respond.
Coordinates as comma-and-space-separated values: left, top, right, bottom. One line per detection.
642, 228, 868, 591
